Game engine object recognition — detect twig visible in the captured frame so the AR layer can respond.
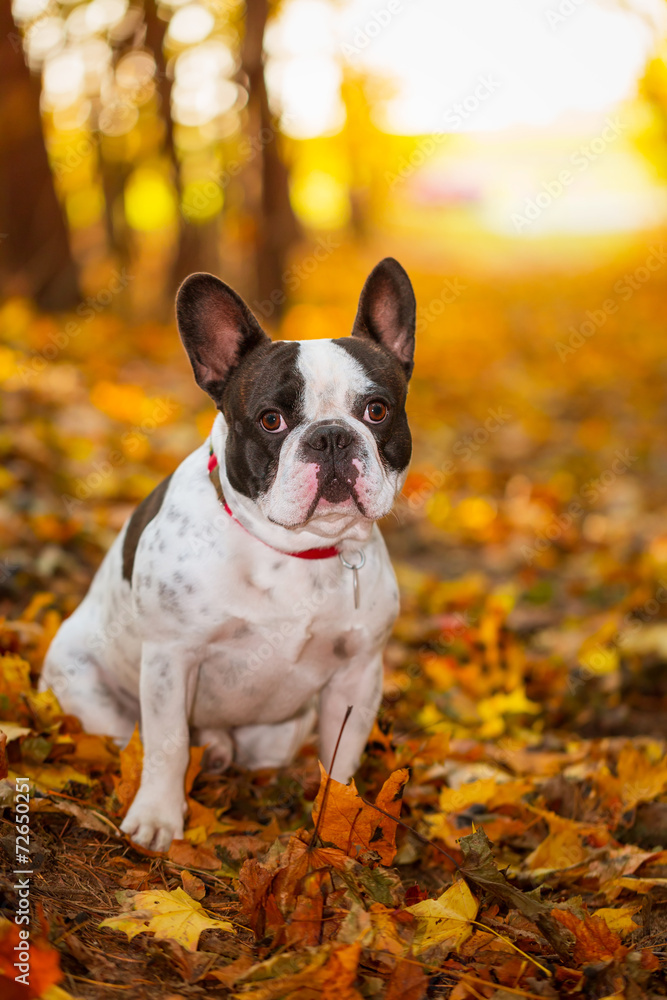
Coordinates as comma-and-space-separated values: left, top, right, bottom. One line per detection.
359, 794, 461, 871
309, 705, 352, 849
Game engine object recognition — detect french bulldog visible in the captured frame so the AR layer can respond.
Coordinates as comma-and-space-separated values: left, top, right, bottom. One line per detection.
40, 257, 416, 850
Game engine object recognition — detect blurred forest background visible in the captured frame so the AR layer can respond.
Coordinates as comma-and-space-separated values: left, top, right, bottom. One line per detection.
5, 2, 667, 998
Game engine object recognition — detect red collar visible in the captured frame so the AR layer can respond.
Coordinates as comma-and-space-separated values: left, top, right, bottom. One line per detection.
207, 450, 340, 560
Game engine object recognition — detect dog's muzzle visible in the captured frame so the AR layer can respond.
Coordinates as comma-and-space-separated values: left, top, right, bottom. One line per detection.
301, 422, 361, 504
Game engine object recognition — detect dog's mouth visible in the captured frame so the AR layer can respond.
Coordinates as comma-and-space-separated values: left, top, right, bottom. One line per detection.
268, 478, 369, 529
305, 478, 367, 522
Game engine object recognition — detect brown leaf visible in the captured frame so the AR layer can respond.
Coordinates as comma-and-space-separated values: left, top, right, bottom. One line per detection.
284, 869, 326, 948
385, 956, 428, 1000
459, 827, 574, 960
181, 870, 206, 900
168, 839, 221, 871
311, 763, 409, 864
551, 909, 627, 965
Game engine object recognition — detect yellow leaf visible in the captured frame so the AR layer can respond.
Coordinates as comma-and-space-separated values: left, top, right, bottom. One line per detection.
406, 879, 478, 954
526, 820, 587, 873
100, 887, 235, 951
16, 763, 92, 791
438, 777, 531, 815
438, 778, 499, 815
578, 643, 619, 676
25, 688, 63, 729
41, 988, 78, 1000
0, 654, 31, 713
617, 745, 667, 811
593, 905, 641, 936
21, 593, 55, 622
475, 687, 541, 738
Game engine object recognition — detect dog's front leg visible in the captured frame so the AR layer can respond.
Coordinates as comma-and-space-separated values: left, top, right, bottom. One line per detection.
319, 654, 383, 784
120, 641, 199, 851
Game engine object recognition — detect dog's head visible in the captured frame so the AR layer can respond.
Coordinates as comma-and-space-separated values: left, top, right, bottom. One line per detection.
176, 258, 416, 536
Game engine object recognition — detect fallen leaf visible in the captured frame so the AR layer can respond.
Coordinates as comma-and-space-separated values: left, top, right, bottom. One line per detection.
406, 879, 478, 954
181, 871, 206, 900
0, 654, 32, 720
24, 688, 62, 729
311, 764, 409, 864
43, 796, 118, 835
385, 955, 428, 1000
525, 814, 592, 873
18, 763, 92, 791
66, 732, 118, 771
100, 887, 235, 951
551, 909, 627, 964
592, 905, 640, 935
114, 724, 143, 813
168, 839, 221, 871
459, 827, 574, 959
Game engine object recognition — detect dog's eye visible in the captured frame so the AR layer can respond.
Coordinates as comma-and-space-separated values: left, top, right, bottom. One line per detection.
260, 411, 287, 433
364, 401, 388, 424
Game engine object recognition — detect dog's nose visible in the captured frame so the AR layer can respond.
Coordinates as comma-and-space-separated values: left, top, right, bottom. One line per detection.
303, 423, 353, 454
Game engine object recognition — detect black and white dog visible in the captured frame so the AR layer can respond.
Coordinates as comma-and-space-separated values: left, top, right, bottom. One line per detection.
41, 258, 416, 850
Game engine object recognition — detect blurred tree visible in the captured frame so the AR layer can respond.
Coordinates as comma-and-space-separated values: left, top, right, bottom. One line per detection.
240, 0, 300, 310
0, 3, 79, 310
4, 0, 301, 316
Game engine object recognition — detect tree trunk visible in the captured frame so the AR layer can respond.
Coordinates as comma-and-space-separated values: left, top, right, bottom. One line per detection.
0, 6, 79, 310
240, 0, 300, 317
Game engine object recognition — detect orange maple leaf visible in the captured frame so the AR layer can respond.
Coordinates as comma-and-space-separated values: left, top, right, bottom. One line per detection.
552, 909, 627, 965
311, 763, 409, 865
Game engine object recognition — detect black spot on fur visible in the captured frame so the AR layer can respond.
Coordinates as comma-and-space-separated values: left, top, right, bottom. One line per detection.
335, 337, 412, 475
122, 475, 173, 585
221, 341, 305, 501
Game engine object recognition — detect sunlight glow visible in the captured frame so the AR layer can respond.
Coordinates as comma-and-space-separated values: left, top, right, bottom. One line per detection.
268, 0, 665, 137
345, 0, 661, 134
265, 0, 345, 138
167, 3, 215, 46
25, 16, 65, 69
11, 0, 50, 24
172, 41, 239, 126
42, 49, 85, 110
85, 0, 129, 33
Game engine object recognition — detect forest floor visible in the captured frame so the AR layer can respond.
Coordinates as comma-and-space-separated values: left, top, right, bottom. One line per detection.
2, 233, 667, 998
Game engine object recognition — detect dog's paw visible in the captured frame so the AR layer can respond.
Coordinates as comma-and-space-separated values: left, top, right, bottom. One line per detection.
120, 793, 185, 851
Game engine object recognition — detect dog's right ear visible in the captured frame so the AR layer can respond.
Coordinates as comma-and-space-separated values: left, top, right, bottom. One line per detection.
176, 273, 270, 400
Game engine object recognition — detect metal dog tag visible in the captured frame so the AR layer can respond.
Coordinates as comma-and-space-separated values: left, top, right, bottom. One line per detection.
339, 550, 365, 610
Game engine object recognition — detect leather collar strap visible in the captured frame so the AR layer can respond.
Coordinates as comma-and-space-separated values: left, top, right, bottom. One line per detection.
207, 443, 339, 560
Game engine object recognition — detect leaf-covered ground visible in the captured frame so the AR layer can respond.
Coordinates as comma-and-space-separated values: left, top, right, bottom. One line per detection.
2, 235, 667, 998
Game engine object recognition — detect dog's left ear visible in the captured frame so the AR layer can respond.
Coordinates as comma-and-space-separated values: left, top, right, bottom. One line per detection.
352, 257, 416, 379
176, 272, 270, 400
